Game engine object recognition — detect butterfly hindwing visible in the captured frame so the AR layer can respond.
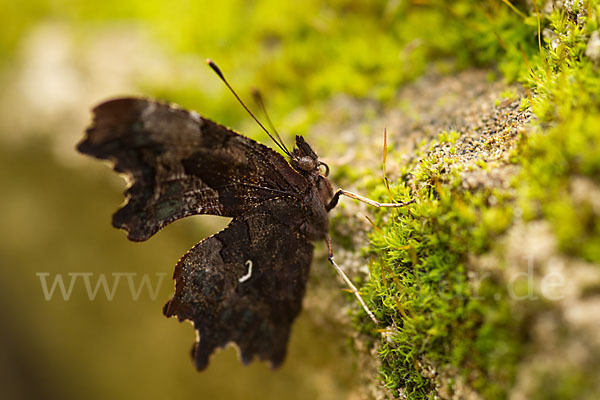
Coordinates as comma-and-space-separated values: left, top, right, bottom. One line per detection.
77, 98, 308, 241
163, 197, 313, 370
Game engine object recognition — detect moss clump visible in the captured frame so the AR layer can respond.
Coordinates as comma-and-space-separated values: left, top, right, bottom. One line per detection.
518, 4, 600, 264
364, 169, 525, 399
519, 112, 600, 263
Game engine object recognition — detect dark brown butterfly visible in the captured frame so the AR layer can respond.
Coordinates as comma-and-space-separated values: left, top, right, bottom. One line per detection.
77, 61, 412, 370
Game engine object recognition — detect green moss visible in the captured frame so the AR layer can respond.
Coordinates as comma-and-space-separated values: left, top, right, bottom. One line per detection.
516, 4, 600, 264
357, 1, 600, 398
437, 131, 460, 144
518, 112, 600, 263
364, 165, 524, 398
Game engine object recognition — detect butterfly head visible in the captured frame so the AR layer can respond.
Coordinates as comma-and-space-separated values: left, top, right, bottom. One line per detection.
290, 136, 329, 176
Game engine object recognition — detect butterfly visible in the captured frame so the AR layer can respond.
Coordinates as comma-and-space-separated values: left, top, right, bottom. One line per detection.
77, 60, 413, 370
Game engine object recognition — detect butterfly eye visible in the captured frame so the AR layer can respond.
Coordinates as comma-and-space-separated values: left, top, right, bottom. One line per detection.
318, 162, 329, 176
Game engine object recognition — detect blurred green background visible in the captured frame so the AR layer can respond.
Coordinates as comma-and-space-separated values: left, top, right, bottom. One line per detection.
0, 0, 530, 399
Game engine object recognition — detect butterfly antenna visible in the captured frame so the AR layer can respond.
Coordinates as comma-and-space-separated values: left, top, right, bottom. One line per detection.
251, 89, 291, 155
207, 59, 291, 156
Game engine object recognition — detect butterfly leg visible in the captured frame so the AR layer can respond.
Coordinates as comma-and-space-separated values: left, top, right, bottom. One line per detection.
325, 235, 379, 325
326, 189, 415, 211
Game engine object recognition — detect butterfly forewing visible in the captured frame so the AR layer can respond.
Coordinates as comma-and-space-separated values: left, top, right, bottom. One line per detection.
77, 98, 308, 241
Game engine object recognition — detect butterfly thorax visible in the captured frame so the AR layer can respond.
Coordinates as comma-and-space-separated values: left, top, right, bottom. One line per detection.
289, 136, 333, 241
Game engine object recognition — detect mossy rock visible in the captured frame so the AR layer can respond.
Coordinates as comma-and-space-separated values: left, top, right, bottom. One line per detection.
314, 2, 600, 398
